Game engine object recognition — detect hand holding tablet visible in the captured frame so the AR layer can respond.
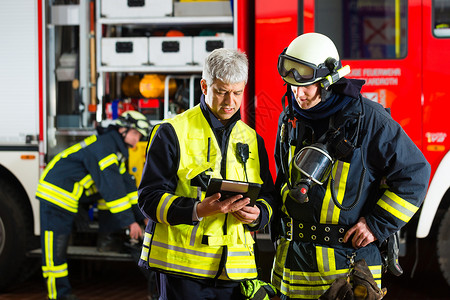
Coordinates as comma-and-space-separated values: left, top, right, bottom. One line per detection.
205, 178, 261, 206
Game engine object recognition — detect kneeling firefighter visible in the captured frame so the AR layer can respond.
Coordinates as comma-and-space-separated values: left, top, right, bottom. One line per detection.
270, 32, 431, 299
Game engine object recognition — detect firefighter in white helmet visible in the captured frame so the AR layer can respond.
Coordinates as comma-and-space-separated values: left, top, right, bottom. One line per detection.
37, 110, 150, 300
271, 32, 431, 299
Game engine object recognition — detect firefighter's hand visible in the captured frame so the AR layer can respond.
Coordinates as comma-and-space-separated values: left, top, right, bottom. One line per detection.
128, 222, 143, 240
232, 205, 260, 224
197, 193, 250, 218
343, 217, 377, 249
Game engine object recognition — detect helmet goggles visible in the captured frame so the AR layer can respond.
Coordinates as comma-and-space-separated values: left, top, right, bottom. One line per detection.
278, 48, 330, 86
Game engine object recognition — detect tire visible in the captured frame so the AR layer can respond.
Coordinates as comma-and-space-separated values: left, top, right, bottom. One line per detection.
437, 206, 450, 287
0, 179, 33, 291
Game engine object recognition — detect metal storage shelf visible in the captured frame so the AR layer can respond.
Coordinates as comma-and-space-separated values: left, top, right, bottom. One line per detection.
95, 0, 235, 123
98, 65, 203, 73
97, 16, 233, 26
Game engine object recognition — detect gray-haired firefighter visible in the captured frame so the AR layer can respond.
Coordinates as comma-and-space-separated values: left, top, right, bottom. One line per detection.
271, 32, 431, 299
37, 110, 150, 300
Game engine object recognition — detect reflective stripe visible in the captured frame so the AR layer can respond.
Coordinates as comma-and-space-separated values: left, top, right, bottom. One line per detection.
320, 161, 349, 224
42, 263, 69, 278
281, 183, 289, 203
226, 247, 258, 277
119, 161, 127, 174
148, 240, 221, 277
258, 198, 273, 221
316, 246, 336, 273
40, 135, 97, 181
140, 232, 152, 261
143, 232, 152, 247
42, 231, 69, 299
225, 266, 258, 277
84, 184, 98, 196
272, 238, 290, 288
378, 190, 419, 223
149, 257, 218, 276
140, 246, 149, 261
97, 199, 107, 210
106, 195, 132, 213
369, 265, 382, 288
157, 193, 178, 224
280, 284, 331, 299
152, 240, 222, 259
99, 153, 118, 171
148, 124, 161, 152
36, 182, 81, 213
280, 145, 296, 216
281, 182, 291, 216
273, 245, 383, 298
128, 191, 138, 205
44, 231, 54, 274
190, 223, 199, 247
79, 174, 94, 189
275, 265, 381, 299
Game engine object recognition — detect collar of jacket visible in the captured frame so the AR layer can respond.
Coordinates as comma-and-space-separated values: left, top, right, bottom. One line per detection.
330, 77, 365, 99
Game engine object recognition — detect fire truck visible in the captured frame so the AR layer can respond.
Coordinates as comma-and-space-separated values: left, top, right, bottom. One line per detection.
0, 0, 449, 291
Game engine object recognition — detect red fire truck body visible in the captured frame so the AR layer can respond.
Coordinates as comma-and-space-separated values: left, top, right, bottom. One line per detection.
237, 0, 450, 284
238, 0, 450, 238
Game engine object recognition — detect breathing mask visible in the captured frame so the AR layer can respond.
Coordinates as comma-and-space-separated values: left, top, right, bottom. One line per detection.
280, 112, 365, 210
288, 143, 333, 203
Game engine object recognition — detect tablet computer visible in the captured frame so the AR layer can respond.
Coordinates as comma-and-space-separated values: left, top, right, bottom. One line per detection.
205, 178, 261, 206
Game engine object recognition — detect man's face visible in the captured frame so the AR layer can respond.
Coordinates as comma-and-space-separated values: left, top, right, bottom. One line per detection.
291, 83, 322, 110
120, 128, 142, 148
201, 78, 246, 124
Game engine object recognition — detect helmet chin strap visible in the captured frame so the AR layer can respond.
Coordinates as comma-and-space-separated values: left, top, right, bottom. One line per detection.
320, 85, 332, 102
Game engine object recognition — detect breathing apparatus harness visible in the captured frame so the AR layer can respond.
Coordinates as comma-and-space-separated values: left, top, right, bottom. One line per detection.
279, 61, 367, 211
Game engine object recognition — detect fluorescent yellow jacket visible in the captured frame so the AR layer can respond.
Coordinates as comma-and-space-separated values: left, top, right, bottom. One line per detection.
141, 105, 263, 281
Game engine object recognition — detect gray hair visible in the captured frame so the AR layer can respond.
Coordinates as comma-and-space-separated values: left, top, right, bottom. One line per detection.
202, 48, 248, 86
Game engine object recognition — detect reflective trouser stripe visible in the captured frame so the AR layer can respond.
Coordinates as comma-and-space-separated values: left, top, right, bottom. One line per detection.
42, 231, 69, 299
369, 265, 382, 287
316, 246, 336, 273
274, 266, 381, 299
272, 240, 382, 299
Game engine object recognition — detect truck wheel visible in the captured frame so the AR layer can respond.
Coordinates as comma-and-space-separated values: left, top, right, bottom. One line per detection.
0, 181, 30, 291
437, 206, 450, 287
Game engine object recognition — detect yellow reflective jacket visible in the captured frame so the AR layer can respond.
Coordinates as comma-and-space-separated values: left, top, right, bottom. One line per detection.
141, 105, 263, 281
